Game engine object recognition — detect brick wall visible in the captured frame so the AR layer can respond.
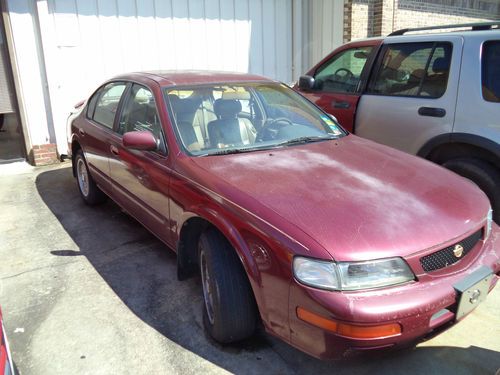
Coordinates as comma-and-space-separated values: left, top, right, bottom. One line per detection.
30, 143, 58, 166
344, 0, 500, 41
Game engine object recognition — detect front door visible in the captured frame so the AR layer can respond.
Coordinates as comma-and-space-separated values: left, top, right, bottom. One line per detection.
299, 44, 376, 132
355, 36, 463, 155
109, 83, 171, 245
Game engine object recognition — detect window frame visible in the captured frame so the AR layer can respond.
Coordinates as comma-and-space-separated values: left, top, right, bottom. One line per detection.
312, 46, 377, 95
366, 41, 453, 99
86, 81, 128, 129
481, 40, 500, 103
114, 82, 168, 157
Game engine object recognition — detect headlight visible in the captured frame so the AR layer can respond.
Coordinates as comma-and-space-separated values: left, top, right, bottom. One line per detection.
293, 257, 340, 290
293, 256, 414, 291
486, 207, 493, 240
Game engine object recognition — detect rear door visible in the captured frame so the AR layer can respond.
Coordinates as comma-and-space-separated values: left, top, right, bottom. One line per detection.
108, 83, 171, 245
79, 82, 127, 193
355, 35, 463, 155
297, 41, 380, 132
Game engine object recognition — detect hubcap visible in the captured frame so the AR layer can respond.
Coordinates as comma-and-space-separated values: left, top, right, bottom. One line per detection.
77, 158, 90, 197
200, 250, 215, 325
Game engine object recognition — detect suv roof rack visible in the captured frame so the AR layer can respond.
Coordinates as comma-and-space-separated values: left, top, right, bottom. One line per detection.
389, 21, 500, 36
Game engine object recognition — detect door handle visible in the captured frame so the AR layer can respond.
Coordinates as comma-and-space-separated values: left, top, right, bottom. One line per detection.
332, 101, 350, 109
78, 128, 85, 136
110, 145, 119, 156
418, 107, 446, 118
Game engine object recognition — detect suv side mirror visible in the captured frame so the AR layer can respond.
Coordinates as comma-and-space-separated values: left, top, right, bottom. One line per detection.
298, 75, 315, 90
123, 131, 158, 151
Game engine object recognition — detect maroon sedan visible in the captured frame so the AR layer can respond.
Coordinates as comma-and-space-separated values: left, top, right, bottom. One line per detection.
0, 307, 14, 375
67, 71, 499, 359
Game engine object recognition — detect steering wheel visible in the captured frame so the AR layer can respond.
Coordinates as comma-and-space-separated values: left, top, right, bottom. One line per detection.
256, 117, 293, 142
333, 68, 354, 82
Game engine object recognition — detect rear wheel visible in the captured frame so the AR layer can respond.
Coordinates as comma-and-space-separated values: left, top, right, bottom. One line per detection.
75, 150, 107, 205
198, 228, 257, 343
443, 158, 500, 223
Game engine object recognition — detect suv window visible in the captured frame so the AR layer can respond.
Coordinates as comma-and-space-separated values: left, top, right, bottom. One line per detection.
118, 84, 166, 154
91, 82, 127, 128
482, 40, 500, 103
368, 42, 452, 98
314, 47, 373, 94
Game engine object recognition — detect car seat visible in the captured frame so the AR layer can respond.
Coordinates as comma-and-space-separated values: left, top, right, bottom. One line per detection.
207, 99, 256, 147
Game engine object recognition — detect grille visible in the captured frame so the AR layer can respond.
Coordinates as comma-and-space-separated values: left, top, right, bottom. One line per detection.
420, 229, 483, 272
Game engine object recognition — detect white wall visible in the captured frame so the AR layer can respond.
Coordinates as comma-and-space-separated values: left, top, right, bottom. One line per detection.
6, 0, 343, 155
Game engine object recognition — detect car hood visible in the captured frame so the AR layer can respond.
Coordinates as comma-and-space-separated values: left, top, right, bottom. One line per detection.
189, 135, 489, 261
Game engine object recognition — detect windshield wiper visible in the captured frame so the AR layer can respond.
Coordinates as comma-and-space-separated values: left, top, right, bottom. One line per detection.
275, 135, 338, 147
208, 146, 269, 156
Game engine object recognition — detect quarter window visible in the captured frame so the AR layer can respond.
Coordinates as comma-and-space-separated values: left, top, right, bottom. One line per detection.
118, 84, 166, 154
91, 82, 127, 128
314, 47, 373, 94
368, 42, 452, 98
482, 40, 500, 103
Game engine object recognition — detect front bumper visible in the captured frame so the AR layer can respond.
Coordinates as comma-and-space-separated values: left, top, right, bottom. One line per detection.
288, 227, 500, 360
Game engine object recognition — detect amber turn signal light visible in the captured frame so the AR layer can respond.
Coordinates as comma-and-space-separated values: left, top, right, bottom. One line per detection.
297, 307, 401, 339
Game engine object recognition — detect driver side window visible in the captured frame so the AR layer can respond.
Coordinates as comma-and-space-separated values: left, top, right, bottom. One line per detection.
118, 84, 167, 154
314, 47, 372, 94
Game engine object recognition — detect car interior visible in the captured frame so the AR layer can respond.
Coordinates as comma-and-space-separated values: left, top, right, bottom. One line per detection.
168, 88, 261, 152
371, 43, 452, 97
166, 85, 340, 155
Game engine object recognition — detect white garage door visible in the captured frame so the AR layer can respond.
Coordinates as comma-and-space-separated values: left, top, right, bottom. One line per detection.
0, 27, 15, 114
36, 0, 293, 153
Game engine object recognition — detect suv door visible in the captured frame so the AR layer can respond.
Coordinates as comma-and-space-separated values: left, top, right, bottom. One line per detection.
297, 41, 379, 131
108, 83, 172, 245
355, 36, 463, 155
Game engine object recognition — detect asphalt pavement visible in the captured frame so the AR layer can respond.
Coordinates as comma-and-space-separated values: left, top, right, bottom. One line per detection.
0, 162, 499, 375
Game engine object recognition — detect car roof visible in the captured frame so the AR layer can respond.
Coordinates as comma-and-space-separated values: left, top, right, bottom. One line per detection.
113, 70, 275, 87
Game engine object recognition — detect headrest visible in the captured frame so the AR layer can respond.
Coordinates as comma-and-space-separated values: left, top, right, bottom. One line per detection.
174, 97, 202, 114
214, 99, 241, 118
432, 57, 449, 74
167, 94, 180, 107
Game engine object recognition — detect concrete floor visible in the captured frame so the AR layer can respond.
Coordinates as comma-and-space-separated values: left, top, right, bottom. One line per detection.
0, 162, 499, 375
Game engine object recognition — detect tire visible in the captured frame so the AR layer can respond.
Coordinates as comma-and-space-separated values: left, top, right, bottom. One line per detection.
198, 228, 257, 343
74, 149, 107, 205
443, 158, 500, 223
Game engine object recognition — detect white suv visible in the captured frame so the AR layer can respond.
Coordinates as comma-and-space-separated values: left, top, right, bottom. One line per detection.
296, 22, 500, 223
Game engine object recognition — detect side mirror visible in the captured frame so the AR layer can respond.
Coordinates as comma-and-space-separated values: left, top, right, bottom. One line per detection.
298, 75, 315, 90
123, 131, 158, 151
354, 51, 368, 59
328, 114, 339, 123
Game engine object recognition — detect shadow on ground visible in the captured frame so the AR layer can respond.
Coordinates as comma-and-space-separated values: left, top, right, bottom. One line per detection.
35, 166, 500, 374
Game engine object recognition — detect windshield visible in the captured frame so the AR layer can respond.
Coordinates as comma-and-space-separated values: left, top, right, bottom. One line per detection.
164, 82, 346, 156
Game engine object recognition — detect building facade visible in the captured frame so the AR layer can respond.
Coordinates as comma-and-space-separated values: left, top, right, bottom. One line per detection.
0, 0, 498, 165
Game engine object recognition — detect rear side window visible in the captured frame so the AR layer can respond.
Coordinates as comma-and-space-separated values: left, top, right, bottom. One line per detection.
91, 82, 127, 128
368, 42, 452, 98
482, 41, 500, 102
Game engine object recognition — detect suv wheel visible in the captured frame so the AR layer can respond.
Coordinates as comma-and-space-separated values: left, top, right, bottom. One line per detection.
75, 150, 107, 205
198, 228, 257, 343
443, 158, 500, 223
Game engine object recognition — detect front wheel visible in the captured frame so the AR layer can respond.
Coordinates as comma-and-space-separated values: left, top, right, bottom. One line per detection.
198, 229, 257, 343
443, 158, 500, 223
75, 150, 107, 205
